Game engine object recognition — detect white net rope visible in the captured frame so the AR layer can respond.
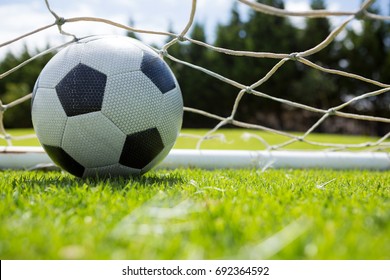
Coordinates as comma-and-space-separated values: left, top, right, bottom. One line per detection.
0, 0, 389, 154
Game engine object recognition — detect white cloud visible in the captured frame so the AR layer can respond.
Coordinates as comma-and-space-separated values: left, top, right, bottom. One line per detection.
285, 0, 311, 28
0, 0, 235, 51
0, 1, 57, 57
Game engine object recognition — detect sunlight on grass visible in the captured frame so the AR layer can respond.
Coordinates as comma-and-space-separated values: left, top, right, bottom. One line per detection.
0, 169, 389, 259
176, 129, 382, 150
2, 128, 385, 151
1, 128, 389, 259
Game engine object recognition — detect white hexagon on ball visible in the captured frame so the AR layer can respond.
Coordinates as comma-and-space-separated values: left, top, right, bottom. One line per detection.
31, 35, 183, 178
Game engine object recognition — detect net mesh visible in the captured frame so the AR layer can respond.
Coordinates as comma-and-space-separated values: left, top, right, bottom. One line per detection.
0, 0, 389, 154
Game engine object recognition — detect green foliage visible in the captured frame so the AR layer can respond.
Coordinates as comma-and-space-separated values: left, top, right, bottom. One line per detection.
165, 0, 390, 135
0, 168, 389, 259
166, 22, 221, 128
236, 0, 301, 125
126, 18, 139, 40
336, 3, 390, 135
0, 46, 54, 128
290, 0, 338, 113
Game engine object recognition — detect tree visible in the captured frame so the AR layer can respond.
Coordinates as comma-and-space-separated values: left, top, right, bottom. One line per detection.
337, 3, 390, 135
126, 18, 140, 40
0, 46, 54, 128
235, 0, 300, 129
165, 22, 219, 127
290, 0, 338, 114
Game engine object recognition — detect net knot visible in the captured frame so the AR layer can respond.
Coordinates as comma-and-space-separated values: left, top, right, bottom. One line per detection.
289, 52, 300, 61
177, 35, 186, 42
245, 86, 253, 94
327, 108, 336, 115
55, 17, 66, 26
158, 49, 168, 57
354, 9, 367, 20
225, 116, 234, 124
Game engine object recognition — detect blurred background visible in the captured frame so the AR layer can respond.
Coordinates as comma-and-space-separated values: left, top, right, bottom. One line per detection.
0, 0, 389, 136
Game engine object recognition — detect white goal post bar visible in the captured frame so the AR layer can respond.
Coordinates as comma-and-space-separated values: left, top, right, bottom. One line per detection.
0, 147, 389, 171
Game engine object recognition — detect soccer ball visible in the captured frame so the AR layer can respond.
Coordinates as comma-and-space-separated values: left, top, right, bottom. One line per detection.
31, 35, 183, 178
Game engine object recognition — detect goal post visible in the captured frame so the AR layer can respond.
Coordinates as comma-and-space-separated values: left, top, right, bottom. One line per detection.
0, 0, 389, 172
1, 146, 389, 171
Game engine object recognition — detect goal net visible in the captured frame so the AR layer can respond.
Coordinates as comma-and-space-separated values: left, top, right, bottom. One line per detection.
0, 0, 389, 171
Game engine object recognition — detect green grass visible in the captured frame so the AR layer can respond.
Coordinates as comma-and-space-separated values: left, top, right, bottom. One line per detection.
0, 169, 389, 259
175, 129, 385, 150
0, 129, 389, 259
1, 128, 385, 151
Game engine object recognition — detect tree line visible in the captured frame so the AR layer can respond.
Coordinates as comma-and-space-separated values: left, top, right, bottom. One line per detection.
1, 0, 389, 136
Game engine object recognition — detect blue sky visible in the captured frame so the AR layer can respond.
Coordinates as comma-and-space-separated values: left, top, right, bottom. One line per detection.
0, 0, 389, 57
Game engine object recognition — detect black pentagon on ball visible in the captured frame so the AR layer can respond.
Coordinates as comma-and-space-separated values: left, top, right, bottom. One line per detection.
119, 127, 164, 170
42, 144, 85, 177
141, 52, 176, 94
55, 63, 107, 117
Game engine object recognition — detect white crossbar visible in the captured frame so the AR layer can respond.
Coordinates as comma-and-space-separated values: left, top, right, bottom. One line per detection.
1, 147, 389, 171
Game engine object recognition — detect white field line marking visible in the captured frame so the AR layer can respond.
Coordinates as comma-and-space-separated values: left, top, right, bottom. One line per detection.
316, 178, 337, 189
239, 217, 312, 259
111, 193, 200, 238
